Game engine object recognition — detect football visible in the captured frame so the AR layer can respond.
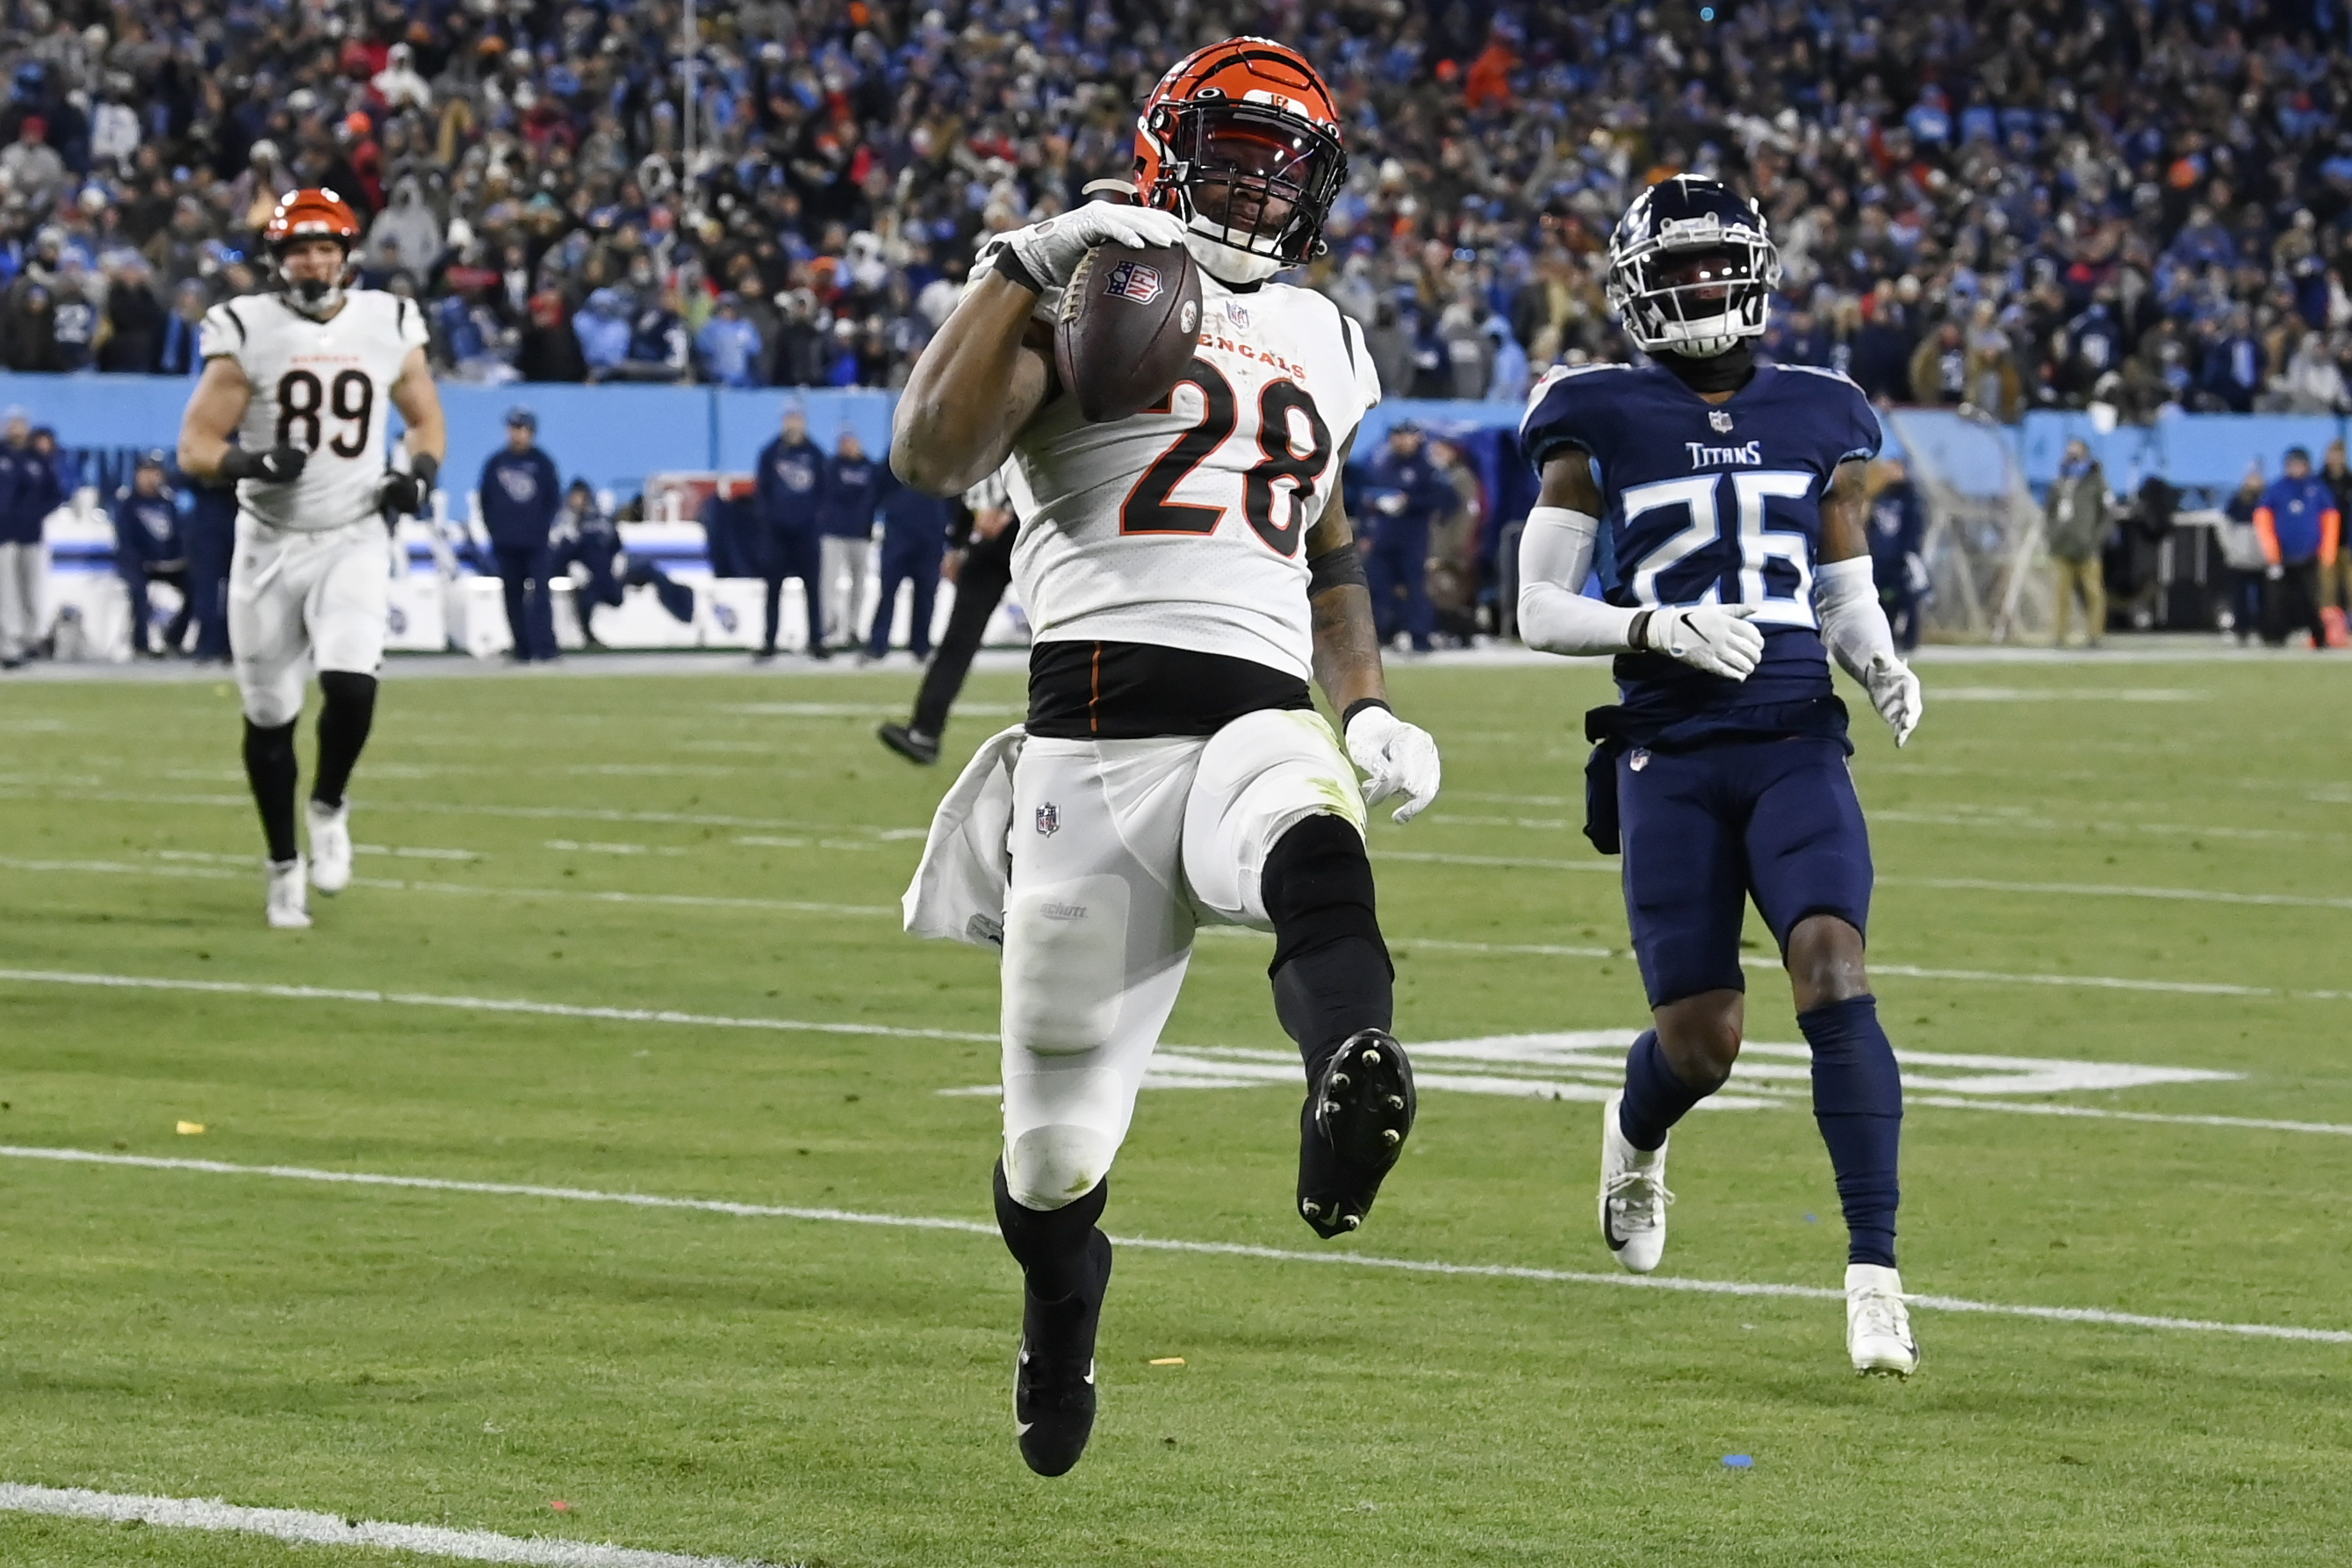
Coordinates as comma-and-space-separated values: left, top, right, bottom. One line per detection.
1053, 240, 1204, 423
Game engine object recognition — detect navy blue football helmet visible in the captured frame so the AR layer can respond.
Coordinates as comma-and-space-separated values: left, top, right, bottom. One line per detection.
1605, 175, 1781, 358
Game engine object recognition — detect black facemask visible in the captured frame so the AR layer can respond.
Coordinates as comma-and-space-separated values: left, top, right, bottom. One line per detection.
1658, 342, 1757, 394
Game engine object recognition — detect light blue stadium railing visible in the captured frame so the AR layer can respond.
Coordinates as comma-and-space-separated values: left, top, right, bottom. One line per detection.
3, 370, 2342, 506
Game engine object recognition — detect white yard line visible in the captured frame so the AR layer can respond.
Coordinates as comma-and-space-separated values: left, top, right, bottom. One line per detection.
0, 1482, 787, 1567
0, 969, 992, 1043
0, 856, 891, 918
1377, 849, 2352, 911
0, 786, 913, 839
4, 1143, 2345, 1346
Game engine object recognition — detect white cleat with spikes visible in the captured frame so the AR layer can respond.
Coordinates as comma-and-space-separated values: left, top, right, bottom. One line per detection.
306, 798, 352, 894
1845, 1262, 1919, 1377
266, 857, 312, 929
1599, 1090, 1672, 1274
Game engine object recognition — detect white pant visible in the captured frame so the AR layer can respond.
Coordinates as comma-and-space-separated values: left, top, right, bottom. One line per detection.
997, 708, 1364, 1210
0, 539, 45, 661
231, 514, 389, 726
818, 535, 871, 646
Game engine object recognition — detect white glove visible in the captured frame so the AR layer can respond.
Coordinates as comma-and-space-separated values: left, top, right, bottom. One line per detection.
1862, 651, 1924, 747
982, 205, 1192, 294
1639, 604, 1765, 680
1344, 705, 1442, 824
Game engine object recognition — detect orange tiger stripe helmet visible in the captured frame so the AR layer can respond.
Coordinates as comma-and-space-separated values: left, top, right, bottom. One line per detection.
1133, 37, 1348, 269
263, 188, 363, 317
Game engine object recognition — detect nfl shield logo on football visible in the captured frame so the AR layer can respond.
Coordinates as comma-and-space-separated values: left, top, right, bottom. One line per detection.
1035, 803, 1061, 837
1708, 409, 1735, 433
1102, 260, 1163, 304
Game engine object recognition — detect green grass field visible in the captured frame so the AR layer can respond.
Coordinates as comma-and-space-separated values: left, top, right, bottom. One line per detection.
2, 651, 2348, 1566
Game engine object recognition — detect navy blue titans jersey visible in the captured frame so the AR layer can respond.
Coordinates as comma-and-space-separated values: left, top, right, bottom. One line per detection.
1520, 361, 1881, 744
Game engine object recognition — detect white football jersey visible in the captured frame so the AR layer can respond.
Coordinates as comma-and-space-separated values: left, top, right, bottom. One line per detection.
198, 289, 429, 532
1006, 271, 1382, 682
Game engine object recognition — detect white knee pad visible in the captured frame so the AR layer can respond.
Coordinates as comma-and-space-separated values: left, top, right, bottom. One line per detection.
1184, 708, 1365, 926
1002, 874, 1132, 1055
1003, 1122, 1121, 1210
238, 666, 306, 729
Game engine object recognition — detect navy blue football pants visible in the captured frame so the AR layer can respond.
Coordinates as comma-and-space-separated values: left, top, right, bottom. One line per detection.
1615, 735, 1874, 1008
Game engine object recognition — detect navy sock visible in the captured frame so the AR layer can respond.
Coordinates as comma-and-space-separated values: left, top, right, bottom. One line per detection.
1617, 1029, 1712, 1150
1800, 995, 1902, 1269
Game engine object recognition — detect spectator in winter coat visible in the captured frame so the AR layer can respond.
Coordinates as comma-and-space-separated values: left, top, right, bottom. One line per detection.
155, 279, 209, 376
111, 452, 190, 656
99, 255, 163, 371
573, 289, 631, 382
696, 292, 765, 387
2254, 446, 2341, 649
477, 407, 565, 661
2045, 441, 2111, 648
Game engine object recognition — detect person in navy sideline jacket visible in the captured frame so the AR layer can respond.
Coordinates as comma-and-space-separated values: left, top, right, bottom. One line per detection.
478, 406, 565, 662
2253, 444, 2341, 649
550, 478, 695, 646
751, 402, 830, 660
1866, 457, 1928, 652
0, 406, 66, 668
183, 471, 236, 663
819, 428, 883, 651
111, 452, 192, 657
698, 483, 752, 579
1359, 421, 1457, 653
867, 458, 950, 661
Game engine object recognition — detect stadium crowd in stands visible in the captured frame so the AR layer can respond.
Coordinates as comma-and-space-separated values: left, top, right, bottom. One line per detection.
2, 0, 2350, 420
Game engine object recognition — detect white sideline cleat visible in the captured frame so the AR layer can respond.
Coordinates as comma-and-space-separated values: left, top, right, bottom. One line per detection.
1845, 1263, 1919, 1377
306, 799, 352, 894
266, 858, 312, 929
1599, 1090, 1672, 1274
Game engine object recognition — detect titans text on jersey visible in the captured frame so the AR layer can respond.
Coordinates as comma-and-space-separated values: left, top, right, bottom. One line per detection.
1519, 359, 1882, 744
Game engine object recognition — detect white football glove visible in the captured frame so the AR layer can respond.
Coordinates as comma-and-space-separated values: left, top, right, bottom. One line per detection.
1861, 652, 1924, 747
1639, 604, 1766, 680
980, 205, 1192, 294
1344, 705, 1442, 824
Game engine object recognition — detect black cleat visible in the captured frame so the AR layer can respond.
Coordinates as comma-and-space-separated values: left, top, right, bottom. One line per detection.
1014, 1229, 1112, 1477
877, 722, 941, 766
1296, 1029, 1417, 1239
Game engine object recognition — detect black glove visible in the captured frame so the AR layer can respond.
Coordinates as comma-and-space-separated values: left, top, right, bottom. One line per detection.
220, 444, 309, 484
379, 453, 440, 520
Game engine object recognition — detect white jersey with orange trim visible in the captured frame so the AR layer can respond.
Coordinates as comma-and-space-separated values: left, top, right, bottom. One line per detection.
1005, 271, 1382, 683
198, 289, 429, 532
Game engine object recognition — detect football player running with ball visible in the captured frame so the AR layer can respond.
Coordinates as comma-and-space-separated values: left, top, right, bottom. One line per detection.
1516, 176, 1925, 1376
895, 39, 1441, 1475
178, 190, 445, 930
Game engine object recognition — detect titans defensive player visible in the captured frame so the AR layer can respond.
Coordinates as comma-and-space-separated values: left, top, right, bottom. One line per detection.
1516, 176, 1925, 1375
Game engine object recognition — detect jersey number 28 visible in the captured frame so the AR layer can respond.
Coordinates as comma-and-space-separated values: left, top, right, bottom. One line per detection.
276, 369, 375, 457
1120, 357, 1332, 557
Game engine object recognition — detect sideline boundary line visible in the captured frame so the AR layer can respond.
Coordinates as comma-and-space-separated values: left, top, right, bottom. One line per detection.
0, 1482, 785, 1567
5, 1143, 2347, 1347
6, 967, 2346, 1138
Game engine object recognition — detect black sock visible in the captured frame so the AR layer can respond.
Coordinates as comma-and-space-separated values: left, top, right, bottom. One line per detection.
994, 1161, 1107, 1304
1800, 995, 1903, 1269
312, 672, 378, 809
1262, 813, 1393, 1076
241, 718, 300, 864
1617, 1028, 1715, 1150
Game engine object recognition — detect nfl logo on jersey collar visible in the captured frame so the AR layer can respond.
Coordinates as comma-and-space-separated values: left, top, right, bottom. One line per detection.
1708, 409, 1735, 433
